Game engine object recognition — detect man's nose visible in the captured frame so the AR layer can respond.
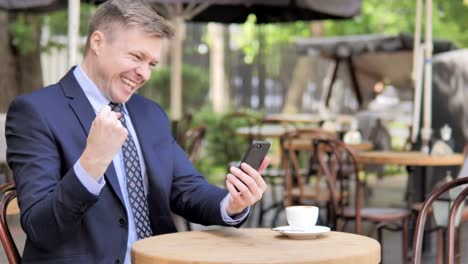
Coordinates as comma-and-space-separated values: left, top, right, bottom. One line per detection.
135, 64, 151, 82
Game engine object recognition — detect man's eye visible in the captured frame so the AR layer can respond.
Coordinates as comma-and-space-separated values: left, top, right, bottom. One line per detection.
131, 54, 140, 61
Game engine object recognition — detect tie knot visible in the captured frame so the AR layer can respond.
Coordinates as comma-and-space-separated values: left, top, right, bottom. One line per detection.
109, 102, 123, 113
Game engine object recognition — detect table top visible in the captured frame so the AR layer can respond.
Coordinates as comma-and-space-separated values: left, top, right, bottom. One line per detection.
132, 228, 381, 264
264, 113, 354, 125
236, 124, 296, 138
264, 113, 323, 123
286, 138, 373, 152
357, 151, 465, 166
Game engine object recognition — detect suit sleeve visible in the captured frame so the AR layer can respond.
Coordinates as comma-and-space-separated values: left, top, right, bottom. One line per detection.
149, 104, 247, 227
6, 96, 100, 250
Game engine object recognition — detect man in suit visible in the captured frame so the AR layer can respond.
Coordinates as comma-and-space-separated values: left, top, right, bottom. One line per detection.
5, 0, 269, 263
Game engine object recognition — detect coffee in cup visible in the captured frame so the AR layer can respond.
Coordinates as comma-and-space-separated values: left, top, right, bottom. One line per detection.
285, 205, 319, 231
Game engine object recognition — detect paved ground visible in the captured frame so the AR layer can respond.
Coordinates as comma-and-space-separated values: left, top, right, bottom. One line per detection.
2, 173, 468, 263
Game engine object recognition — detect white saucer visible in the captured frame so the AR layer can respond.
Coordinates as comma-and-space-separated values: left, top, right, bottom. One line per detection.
272, 225, 331, 239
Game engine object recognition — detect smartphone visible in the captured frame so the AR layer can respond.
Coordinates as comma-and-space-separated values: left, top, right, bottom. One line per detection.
232, 140, 270, 191
238, 140, 271, 172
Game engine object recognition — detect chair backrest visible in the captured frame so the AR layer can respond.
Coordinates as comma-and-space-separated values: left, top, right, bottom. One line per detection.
0, 183, 20, 264
0, 113, 6, 164
280, 128, 337, 206
175, 112, 194, 144
313, 138, 362, 234
180, 125, 207, 163
412, 177, 468, 264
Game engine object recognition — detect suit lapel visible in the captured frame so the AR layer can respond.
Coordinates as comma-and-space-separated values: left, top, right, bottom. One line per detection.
59, 69, 125, 205
125, 97, 166, 191
125, 97, 154, 165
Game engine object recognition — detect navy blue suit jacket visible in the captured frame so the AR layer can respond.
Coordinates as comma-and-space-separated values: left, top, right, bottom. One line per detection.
6, 69, 231, 263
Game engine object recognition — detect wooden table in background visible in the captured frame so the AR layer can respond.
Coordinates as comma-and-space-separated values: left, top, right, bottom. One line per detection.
356, 151, 464, 167
264, 113, 323, 124
287, 138, 373, 152
132, 228, 381, 264
236, 124, 296, 138
356, 151, 465, 204
264, 113, 354, 126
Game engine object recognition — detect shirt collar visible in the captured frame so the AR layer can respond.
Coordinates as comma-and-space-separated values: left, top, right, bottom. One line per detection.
73, 64, 127, 114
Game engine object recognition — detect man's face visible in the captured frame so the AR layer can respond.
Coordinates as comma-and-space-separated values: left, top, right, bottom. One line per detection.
90, 24, 162, 103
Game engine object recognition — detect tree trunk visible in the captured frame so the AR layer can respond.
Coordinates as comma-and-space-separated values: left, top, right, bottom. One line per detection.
208, 23, 226, 113
223, 24, 232, 108
0, 11, 42, 113
170, 16, 184, 121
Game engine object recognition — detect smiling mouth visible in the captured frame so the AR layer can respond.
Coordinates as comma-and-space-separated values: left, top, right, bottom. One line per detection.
121, 76, 137, 90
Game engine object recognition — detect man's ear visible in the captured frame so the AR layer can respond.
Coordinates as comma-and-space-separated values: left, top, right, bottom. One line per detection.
89, 30, 105, 55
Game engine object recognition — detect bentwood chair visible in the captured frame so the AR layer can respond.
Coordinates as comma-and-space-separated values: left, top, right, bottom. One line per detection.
179, 125, 207, 163
314, 138, 410, 264
178, 125, 207, 231
1, 113, 13, 183
281, 128, 337, 207
410, 143, 468, 264
412, 177, 468, 264
0, 183, 20, 264
174, 112, 194, 145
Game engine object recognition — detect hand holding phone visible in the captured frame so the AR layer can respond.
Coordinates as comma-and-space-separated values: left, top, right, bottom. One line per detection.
238, 140, 271, 172
226, 141, 270, 214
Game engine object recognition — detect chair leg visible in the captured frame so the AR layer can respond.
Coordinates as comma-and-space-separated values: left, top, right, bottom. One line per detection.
455, 226, 461, 264
257, 198, 264, 227
437, 228, 443, 264
377, 227, 384, 264
185, 220, 192, 231
271, 204, 284, 227
402, 218, 409, 264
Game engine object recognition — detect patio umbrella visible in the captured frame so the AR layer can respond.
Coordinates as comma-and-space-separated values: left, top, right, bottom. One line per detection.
0, 0, 362, 120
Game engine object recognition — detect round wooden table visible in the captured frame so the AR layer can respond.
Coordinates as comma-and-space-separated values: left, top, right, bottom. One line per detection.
132, 228, 381, 264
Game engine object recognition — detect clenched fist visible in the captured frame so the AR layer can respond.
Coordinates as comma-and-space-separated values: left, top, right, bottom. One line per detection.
79, 105, 128, 181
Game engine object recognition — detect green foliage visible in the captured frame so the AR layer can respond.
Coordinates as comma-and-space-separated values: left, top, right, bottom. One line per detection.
8, 14, 37, 54
230, 0, 468, 67
189, 105, 225, 185
232, 14, 311, 64
324, 0, 468, 47
189, 107, 264, 185
139, 64, 210, 114
324, 0, 415, 36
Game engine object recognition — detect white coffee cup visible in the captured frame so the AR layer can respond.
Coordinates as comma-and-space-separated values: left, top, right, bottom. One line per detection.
285, 206, 319, 231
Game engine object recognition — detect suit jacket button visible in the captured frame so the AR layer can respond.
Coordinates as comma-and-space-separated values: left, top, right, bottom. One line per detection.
114, 259, 121, 264
79, 202, 87, 211
119, 218, 126, 226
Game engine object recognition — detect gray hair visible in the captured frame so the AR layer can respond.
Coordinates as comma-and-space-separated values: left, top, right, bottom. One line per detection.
84, 0, 174, 54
